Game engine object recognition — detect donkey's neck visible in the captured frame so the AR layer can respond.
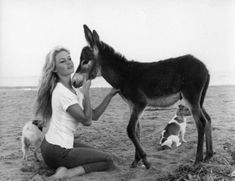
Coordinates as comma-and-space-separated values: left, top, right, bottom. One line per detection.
101, 59, 128, 88
99, 42, 130, 88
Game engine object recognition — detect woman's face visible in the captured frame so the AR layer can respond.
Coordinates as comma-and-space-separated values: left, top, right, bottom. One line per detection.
55, 51, 74, 77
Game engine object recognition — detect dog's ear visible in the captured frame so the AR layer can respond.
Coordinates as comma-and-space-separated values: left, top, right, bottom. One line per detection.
32, 120, 44, 131
84, 24, 94, 47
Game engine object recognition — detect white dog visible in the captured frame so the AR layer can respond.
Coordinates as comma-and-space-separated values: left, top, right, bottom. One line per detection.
159, 104, 191, 150
21, 120, 45, 161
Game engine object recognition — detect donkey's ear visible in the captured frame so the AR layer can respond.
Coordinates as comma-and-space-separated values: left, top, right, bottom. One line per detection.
83, 24, 94, 47
92, 30, 100, 45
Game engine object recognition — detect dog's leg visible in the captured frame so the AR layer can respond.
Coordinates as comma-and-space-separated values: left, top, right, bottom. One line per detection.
34, 140, 42, 162
180, 128, 187, 143
159, 130, 165, 144
161, 139, 173, 149
22, 146, 26, 160
174, 136, 181, 147
34, 148, 40, 162
22, 137, 29, 161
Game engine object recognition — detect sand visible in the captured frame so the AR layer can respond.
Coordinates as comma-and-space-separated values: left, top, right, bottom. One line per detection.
0, 86, 235, 181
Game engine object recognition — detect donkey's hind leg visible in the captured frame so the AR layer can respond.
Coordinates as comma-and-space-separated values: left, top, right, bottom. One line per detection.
202, 107, 213, 161
190, 105, 207, 163
127, 104, 150, 169
200, 75, 213, 161
183, 91, 207, 164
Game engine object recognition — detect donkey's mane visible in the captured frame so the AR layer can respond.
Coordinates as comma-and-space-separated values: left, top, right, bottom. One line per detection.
98, 41, 145, 74
99, 41, 128, 63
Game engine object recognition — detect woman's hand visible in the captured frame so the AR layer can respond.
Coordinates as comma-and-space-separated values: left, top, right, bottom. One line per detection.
82, 80, 91, 95
109, 88, 120, 97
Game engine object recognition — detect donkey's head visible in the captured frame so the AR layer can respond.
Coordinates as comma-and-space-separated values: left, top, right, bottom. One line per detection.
72, 25, 101, 88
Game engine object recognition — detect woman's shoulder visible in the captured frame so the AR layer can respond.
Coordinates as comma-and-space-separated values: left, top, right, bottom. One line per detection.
52, 83, 83, 110
53, 82, 65, 94
53, 83, 83, 100
53, 83, 73, 97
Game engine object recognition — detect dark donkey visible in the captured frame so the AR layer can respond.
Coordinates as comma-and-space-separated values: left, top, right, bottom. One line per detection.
72, 25, 213, 169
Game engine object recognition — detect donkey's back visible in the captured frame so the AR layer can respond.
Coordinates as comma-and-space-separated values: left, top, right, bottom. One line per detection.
121, 54, 209, 105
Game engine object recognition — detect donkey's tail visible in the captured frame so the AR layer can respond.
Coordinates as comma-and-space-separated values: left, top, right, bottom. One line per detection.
200, 73, 210, 107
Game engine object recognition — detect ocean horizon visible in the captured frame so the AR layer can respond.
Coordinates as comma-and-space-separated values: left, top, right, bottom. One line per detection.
0, 70, 235, 88
1, 84, 235, 91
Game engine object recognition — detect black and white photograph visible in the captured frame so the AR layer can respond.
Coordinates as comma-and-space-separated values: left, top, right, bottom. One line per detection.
0, 0, 235, 180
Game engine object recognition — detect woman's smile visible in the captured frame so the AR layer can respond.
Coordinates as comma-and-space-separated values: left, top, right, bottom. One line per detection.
68, 65, 74, 70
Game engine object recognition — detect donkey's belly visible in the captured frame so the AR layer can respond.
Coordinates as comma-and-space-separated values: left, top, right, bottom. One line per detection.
146, 93, 181, 107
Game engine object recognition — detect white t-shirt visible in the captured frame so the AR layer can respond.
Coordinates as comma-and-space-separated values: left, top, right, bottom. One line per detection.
45, 82, 84, 149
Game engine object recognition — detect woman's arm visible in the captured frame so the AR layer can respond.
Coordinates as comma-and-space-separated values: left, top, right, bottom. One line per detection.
82, 80, 92, 123
92, 88, 119, 121
67, 81, 92, 126
67, 105, 91, 126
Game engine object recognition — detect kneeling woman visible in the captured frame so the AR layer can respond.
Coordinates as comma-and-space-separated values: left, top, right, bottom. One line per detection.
35, 46, 119, 179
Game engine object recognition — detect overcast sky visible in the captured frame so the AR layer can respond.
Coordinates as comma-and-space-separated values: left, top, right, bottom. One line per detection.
0, 0, 235, 87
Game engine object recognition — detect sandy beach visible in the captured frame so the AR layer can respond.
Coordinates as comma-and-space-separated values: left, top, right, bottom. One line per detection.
0, 86, 235, 181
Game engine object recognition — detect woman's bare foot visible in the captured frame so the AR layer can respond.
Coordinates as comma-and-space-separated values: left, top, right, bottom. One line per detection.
49, 167, 68, 179
49, 166, 85, 179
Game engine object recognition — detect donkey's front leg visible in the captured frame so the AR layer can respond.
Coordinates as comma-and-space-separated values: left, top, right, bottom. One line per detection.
127, 105, 151, 169
132, 122, 141, 167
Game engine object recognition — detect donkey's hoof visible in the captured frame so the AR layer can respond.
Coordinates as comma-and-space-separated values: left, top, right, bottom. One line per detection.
204, 152, 214, 162
194, 154, 204, 165
142, 159, 151, 169
193, 159, 201, 165
144, 161, 151, 169
193, 159, 202, 165
130, 160, 139, 168
193, 159, 203, 166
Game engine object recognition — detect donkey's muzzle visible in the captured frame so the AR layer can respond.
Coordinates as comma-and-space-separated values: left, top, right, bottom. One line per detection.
72, 73, 84, 88
72, 80, 83, 88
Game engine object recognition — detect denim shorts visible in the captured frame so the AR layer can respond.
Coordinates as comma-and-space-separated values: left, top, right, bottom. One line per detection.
40, 138, 114, 173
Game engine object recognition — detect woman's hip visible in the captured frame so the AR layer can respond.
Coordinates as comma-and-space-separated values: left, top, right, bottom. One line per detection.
40, 138, 70, 169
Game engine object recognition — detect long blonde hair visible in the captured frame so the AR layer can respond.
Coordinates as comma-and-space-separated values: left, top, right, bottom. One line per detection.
35, 46, 70, 121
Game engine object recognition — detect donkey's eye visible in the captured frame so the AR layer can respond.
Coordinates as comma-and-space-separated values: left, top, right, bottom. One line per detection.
82, 60, 89, 65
